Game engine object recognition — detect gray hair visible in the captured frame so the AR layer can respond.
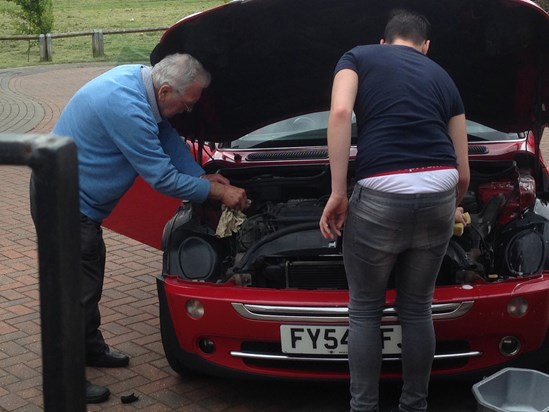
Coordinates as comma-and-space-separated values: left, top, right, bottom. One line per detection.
151, 53, 211, 93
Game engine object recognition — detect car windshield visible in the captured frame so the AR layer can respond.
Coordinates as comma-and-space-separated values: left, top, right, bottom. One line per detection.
466, 120, 525, 142
219, 112, 525, 149
220, 112, 334, 149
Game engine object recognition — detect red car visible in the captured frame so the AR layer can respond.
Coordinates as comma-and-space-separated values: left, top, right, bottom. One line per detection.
106, 0, 549, 381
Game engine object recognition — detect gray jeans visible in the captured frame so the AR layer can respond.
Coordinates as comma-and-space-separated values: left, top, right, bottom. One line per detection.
343, 185, 455, 412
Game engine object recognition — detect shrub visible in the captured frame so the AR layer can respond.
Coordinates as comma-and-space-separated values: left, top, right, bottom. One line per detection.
7, 0, 53, 35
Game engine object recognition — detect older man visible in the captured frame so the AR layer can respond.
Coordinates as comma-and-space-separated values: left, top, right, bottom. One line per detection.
34, 53, 247, 403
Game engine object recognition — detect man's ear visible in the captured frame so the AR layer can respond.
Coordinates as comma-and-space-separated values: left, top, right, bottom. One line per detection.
380, 38, 386, 45
421, 40, 430, 55
157, 83, 171, 101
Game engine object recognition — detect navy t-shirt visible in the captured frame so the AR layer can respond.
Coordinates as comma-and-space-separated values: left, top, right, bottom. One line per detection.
335, 44, 465, 179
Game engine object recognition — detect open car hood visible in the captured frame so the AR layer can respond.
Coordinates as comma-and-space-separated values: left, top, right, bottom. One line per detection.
150, 0, 549, 142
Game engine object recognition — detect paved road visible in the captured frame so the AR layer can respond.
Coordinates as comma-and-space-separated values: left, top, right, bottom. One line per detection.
1, 63, 536, 411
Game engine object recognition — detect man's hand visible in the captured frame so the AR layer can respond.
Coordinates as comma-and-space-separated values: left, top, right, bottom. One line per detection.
319, 193, 348, 240
208, 180, 248, 210
201, 173, 230, 185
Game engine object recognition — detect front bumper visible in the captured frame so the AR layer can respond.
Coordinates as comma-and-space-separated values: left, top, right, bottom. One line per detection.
157, 273, 549, 381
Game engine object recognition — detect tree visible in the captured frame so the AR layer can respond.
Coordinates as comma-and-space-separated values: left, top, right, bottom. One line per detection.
6, 0, 53, 62
7, 0, 53, 35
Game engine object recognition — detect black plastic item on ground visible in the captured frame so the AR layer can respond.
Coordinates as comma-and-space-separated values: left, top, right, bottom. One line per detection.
121, 393, 140, 404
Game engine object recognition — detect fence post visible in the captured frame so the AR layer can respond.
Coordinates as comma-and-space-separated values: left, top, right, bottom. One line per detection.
39, 34, 47, 61
45, 33, 53, 61
92, 29, 104, 57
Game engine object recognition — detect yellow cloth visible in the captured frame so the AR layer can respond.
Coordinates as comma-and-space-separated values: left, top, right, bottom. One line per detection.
216, 204, 247, 237
453, 212, 471, 236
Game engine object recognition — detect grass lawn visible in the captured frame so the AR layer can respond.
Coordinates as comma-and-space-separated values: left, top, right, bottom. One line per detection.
0, 0, 226, 69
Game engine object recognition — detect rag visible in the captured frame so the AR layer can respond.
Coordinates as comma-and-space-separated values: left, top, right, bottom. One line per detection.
216, 204, 247, 237
453, 212, 471, 236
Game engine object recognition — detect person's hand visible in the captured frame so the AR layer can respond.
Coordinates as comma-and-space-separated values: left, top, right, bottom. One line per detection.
319, 193, 348, 240
455, 206, 468, 225
201, 173, 230, 185
208, 181, 249, 210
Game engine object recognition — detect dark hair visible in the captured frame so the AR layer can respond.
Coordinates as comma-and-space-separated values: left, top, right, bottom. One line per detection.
383, 9, 431, 45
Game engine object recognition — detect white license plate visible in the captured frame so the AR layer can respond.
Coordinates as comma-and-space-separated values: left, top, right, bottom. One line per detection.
280, 325, 402, 355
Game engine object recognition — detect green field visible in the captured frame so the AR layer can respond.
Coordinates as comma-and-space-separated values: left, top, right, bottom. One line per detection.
0, 0, 226, 69
1, 0, 548, 69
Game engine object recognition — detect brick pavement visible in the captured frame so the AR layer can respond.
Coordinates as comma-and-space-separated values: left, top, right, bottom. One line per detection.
5, 63, 542, 411
0, 64, 360, 412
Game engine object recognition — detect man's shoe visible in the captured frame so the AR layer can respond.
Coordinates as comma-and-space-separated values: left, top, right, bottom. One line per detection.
86, 349, 130, 368
86, 381, 110, 404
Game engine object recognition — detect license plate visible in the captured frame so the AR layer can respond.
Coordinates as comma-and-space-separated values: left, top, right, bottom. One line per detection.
280, 325, 402, 355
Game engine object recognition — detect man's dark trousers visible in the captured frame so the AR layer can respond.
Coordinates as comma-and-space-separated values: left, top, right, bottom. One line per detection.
79, 214, 108, 357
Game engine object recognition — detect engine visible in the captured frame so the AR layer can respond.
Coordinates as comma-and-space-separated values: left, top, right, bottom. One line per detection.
162, 159, 549, 289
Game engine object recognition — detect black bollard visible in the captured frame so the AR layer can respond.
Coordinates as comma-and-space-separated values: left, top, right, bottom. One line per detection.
0, 134, 85, 412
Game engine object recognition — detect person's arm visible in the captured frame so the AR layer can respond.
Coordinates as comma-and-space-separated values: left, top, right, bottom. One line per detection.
160, 127, 248, 210
162, 128, 248, 210
121, 125, 211, 202
159, 124, 206, 177
448, 113, 470, 207
319, 69, 358, 239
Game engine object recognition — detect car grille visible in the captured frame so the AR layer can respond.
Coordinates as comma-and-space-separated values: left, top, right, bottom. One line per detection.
236, 340, 472, 372
230, 303, 479, 372
232, 301, 474, 322
287, 260, 348, 289
246, 150, 328, 161
468, 145, 488, 154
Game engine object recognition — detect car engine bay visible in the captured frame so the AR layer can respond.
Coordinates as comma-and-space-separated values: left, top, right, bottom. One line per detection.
162, 158, 549, 289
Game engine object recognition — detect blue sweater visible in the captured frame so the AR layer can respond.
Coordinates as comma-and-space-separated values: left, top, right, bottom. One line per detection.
53, 64, 210, 221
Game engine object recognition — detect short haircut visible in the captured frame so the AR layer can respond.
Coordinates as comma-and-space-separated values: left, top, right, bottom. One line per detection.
383, 9, 431, 45
151, 53, 211, 93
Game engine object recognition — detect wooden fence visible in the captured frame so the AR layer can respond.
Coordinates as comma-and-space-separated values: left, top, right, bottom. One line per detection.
0, 27, 168, 61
